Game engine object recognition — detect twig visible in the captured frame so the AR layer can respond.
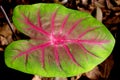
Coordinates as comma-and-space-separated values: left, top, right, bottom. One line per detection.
0, 5, 17, 40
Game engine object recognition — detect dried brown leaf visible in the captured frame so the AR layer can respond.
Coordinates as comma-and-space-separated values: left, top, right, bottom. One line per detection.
85, 66, 102, 80
96, 7, 103, 22
0, 23, 16, 43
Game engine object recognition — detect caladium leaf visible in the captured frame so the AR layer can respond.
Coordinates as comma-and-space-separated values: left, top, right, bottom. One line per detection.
5, 3, 115, 77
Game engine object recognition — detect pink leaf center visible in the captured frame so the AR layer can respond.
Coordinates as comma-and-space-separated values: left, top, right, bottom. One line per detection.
13, 9, 109, 70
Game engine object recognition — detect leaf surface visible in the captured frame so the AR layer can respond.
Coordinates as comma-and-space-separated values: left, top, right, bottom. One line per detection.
5, 3, 115, 77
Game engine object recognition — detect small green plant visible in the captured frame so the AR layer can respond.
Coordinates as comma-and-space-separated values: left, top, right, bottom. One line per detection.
5, 3, 115, 77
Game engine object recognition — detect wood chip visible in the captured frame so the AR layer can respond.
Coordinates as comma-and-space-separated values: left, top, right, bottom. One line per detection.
96, 6, 103, 22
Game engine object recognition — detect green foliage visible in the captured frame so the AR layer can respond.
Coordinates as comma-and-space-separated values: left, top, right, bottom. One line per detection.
5, 3, 115, 77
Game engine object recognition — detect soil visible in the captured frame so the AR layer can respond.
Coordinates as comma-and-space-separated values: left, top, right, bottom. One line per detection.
0, 0, 120, 80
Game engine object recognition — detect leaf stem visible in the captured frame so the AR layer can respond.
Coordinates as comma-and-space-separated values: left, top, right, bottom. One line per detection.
0, 5, 17, 40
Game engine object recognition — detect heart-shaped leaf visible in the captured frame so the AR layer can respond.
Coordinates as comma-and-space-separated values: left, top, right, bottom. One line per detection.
5, 3, 115, 77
